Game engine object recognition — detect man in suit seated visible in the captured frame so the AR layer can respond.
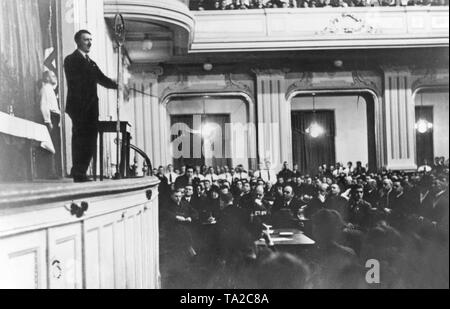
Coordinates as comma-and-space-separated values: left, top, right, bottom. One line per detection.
174, 166, 195, 190
243, 185, 272, 239
387, 180, 414, 229
325, 184, 350, 221
278, 161, 294, 182
348, 185, 377, 230
162, 189, 199, 259
183, 184, 195, 207
303, 183, 328, 219
271, 185, 302, 228
364, 179, 380, 209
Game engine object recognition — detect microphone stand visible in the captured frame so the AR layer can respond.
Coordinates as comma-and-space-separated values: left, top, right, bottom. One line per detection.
114, 14, 125, 180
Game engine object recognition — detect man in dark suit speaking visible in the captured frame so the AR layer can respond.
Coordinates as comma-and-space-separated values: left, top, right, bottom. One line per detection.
64, 30, 118, 182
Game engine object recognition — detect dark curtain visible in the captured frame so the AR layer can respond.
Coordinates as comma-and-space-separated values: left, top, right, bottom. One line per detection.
415, 106, 434, 166
171, 115, 203, 170
292, 111, 336, 176
0, 0, 44, 120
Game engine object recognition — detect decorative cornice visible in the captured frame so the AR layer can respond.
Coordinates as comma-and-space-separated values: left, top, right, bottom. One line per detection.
379, 65, 412, 76
224, 73, 253, 96
352, 71, 382, 97
160, 73, 254, 102
286, 72, 314, 95
130, 66, 164, 81
286, 71, 382, 99
411, 68, 449, 91
252, 68, 290, 78
317, 13, 379, 35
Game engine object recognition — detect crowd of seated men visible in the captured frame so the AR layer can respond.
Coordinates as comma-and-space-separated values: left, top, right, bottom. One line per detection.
190, 0, 449, 10
156, 158, 449, 288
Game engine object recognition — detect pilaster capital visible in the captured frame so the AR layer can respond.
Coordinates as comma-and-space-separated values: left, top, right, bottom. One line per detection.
252, 68, 290, 79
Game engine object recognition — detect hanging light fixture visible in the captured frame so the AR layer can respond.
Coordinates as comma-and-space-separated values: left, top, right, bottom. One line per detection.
200, 97, 216, 138
142, 34, 153, 51
415, 93, 433, 134
306, 93, 325, 138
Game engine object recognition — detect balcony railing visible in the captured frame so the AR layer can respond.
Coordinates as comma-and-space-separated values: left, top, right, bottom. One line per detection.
188, 1, 449, 11
190, 6, 449, 52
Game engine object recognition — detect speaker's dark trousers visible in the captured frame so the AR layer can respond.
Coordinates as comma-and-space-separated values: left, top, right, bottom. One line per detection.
71, 118, 98, 179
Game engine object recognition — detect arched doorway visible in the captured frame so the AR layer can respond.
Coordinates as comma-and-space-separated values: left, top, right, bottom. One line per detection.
164, 93, 257, 170
413, 87, 449, 167
288, 90, 378, 175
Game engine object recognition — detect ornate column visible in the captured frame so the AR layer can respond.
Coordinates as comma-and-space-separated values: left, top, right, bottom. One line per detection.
253, 69, 292, 170
382, 67, 417, 170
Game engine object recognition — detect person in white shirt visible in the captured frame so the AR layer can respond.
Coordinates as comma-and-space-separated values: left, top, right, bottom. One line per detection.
165, 164, 178, 187
235, 165, 249, 181
193, 166, 205, 181
39, 70, 61, 178
343, 161, 354, 176
205, 166, 219, 183
219, 165, 233, 183
40, 70, 61, 130
254, 163, 265, 179
260, 160, 277, 185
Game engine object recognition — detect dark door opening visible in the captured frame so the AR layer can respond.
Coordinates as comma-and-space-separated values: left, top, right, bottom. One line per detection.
171, 114, 232, 170
292, 110, 336, 175
415, 106, 434, 166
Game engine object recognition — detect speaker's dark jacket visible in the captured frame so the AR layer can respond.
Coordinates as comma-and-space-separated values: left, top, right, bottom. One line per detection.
64, 50, 117, 120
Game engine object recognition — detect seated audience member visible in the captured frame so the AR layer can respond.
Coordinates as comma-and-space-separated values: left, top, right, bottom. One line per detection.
272, 185, 302, 228
379, 179, 395, 214
193, 165, 205, 181
292, 164, 301, 178
165, 164, 178, 190
174, 166, 195, 190
231, 179, 244, 198
387, 180, 413, 228
164, 189, 199, 257
219, 165, 233, 183
354, 161, 367, 175
364, 179, 380, 208
235, 165, 250, 181
259, 160, 276, 184
418, 177, 449, 239
253, 162, 265, 180
303, 183, 328, 219
256, 253, 312, 289
183, 184, 195, 205
310, 209, 359, 288
180, 165, 186, 176
278, 161, 294, 182
204, 166, 219, 183
325, 183, 350, 220
360, 222, 407, 288
156, 166, 170, 197
203, 179, 212, 195
237, 180, 253, 208
200, 185, 221, 223
294, 176, 306, 198
250, 0, 267, 8
348, 185, 376, 230
244, 185, 272, 236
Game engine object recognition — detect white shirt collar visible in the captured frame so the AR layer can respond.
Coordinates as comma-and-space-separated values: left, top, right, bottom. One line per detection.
77, 49, 89, 59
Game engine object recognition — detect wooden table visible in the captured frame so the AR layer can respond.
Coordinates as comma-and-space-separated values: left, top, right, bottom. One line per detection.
255, 228, 315, 247
93, 121, 131, 181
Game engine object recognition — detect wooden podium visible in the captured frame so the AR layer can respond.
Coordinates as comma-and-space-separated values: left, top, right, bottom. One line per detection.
93, 121, 131, 181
